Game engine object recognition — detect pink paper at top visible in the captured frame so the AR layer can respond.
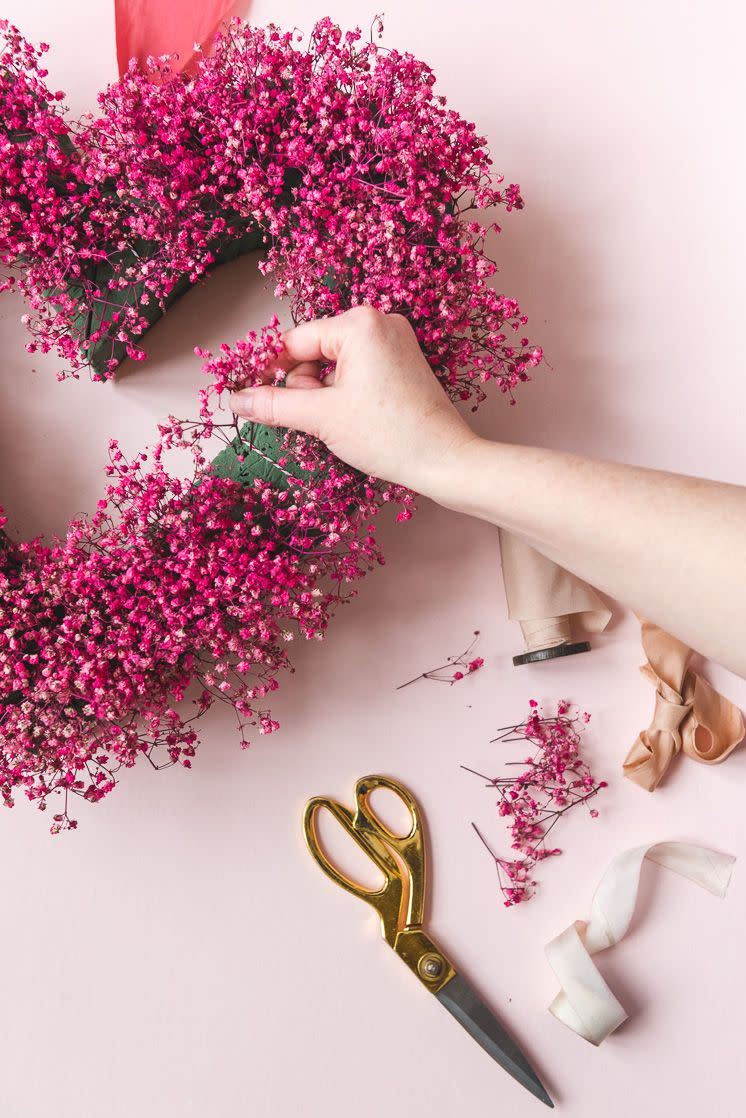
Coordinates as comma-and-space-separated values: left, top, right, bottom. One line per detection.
114, 0, 245, 76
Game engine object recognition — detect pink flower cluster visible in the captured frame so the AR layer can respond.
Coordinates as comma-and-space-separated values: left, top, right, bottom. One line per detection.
466, 701, 607, 905
0, 17, 542, 396
0, 323, 410, 831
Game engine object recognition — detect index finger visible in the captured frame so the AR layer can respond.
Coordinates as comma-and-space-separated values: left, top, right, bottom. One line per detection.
279, 316, 346, 367
249, 316, 344, 386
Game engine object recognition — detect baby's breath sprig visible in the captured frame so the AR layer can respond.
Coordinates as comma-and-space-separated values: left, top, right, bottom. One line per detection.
464, 701, 607, 906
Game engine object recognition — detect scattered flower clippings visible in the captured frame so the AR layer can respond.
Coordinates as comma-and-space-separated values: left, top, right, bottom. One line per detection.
464, 700, 607, 906
397, 631, 484, 689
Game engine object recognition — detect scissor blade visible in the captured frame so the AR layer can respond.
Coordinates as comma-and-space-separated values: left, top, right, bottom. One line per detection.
436, 973, 553, 1108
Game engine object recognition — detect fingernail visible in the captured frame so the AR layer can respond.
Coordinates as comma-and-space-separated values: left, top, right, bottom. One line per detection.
230, 389, 254, 416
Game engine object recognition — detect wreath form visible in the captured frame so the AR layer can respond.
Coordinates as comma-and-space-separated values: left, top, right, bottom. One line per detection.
0, 17, 542, 830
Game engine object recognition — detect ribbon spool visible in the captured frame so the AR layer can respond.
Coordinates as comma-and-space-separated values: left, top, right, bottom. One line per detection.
498, 530, 610, 668
512, 617, 591, 667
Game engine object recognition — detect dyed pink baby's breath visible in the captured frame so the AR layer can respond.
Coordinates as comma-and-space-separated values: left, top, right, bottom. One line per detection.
0, 322, 411, 830
396, 631, 484, 689
0, 17, 542, 397
465, 702, 606, 906
0, 17, 543, 831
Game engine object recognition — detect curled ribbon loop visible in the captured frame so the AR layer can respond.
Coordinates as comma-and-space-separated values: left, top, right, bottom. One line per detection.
623, 620, 744, 791
546, 842, 735, 1045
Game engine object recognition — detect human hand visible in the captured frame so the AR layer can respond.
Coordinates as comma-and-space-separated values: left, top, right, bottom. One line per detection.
229, 307, 479, 499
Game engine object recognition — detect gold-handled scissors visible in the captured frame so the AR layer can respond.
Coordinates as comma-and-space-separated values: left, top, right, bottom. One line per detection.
303, 775, 553, 1108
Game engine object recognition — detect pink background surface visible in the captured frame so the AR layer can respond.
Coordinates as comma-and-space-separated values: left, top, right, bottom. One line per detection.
1, 2, 745, 1115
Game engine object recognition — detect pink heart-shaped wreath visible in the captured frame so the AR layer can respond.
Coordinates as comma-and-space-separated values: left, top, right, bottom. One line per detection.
0, 17, 542, 830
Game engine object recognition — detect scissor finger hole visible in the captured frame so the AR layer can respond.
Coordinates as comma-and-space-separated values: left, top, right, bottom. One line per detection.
367, 787, 416, 841
314, 804, 386, 893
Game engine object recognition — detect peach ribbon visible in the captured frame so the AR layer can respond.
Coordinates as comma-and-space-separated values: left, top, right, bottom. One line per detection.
115, 0, 242, 76
623, 620, 745, 791
498, 530, 611, 652
546, 841, 735, 1045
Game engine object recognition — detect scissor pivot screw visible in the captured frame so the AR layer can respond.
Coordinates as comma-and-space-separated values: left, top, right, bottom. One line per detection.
419, 954, 444, 980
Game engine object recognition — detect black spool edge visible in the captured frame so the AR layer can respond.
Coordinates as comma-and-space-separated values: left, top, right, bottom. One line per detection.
512, 640, 591, 667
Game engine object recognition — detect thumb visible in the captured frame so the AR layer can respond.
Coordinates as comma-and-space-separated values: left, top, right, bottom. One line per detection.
229, 385, 324, 436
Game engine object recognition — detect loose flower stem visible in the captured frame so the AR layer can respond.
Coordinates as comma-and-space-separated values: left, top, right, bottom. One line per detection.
396, 631, 484, 688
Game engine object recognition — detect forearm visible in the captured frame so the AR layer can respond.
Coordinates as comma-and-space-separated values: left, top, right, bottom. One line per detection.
431, 438, 746, 676
228, 311, 746, 675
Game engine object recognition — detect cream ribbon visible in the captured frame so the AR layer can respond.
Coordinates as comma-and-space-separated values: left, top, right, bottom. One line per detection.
498, 530, 611, 652
624, 621, 745, 791
546, 841, 735, 1045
